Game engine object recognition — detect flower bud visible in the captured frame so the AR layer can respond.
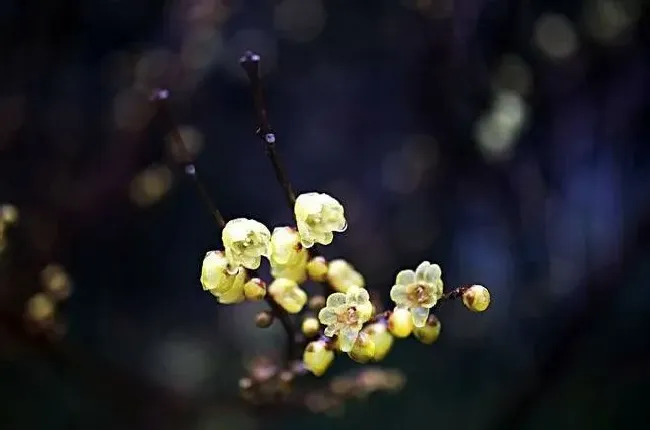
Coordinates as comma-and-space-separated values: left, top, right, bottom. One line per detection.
301, 317, 321, 338
347, 332, 376, 364
413, 314, 441, 344
326, 259, 364, 292
303, 340, 334, 377
388, 307, 413, 338
255, 311, 274, 328
363, 322, 394, 361
268, 278, 307, 314
244, 278, 267, 301
306, 256, 328, 282
462, 284, 490, 312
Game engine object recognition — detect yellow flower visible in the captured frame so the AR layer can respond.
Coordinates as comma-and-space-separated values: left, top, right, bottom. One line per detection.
389, 261, 443, 327
294, 192, 347, 248
222, 218, 271, 270
327, 259, 365, 292
268, 278, 307, 314
462, 284, 490, 312
270, 247, 308, 284
303, 339, 334, 376
317, 286, 372, 352
362, 322, 394, 361
201, 250, 239, 293
269, 227, 303, 266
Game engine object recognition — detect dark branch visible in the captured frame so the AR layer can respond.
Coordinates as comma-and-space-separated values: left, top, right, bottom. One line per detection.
151, 89, 298, 362
151, 89, 226, 229
240, 52, 297, 210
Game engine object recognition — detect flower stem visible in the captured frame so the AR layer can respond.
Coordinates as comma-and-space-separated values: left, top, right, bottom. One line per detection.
239, 52, 297, 210
151, 88, 297, 361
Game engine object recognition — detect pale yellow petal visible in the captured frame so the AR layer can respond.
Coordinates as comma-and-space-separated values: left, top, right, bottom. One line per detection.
389, 284, 408, 305
318, 307, 338, 325
415, 261, 431, 281
395, 269, 416, 286
411, 306, 429, 328
318, 231, 334, 245
424, 263, 442, 283
326, 292, 346, 308
338, 326, 358, 353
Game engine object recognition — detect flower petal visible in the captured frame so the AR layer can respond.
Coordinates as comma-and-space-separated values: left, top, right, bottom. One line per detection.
415, 261, 431, 281
389, 284, 408, 305
318, 231, 334, 245
396, 269, 416, 286
346, 286, 370, 306
424, 264, 442, 283
338, 326, 359, 352
326, 292, 346, 308
411, 306, 429, 327
357, 302, 374, 322
333, 219, 347, 232
324, 326, 336, 337
318, 307, 338, 325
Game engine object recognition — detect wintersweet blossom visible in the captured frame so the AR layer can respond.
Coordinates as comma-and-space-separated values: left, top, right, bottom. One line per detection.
268, 278, 308, 314
201, 250, 239, 294
294, 192, 347, 247
222, 218, 271, 270
389, 261, 443, 327
318, 286, 373, 352
269, 226, 303, 266
326, 259, 365, 292
270, 247, 309, 284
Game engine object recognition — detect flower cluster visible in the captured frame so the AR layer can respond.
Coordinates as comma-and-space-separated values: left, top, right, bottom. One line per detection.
200, 192, 348, 314
178, 55, 494, 410
198, 190, 491, 380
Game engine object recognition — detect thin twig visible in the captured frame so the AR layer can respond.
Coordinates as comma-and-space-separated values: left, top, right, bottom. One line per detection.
239, 52, 329, 265
150, 88, 297, 361
150, 89, 226, 229
239, 52, 297, 210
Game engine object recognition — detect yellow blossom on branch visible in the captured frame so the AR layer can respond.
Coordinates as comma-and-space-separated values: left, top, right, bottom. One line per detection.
389, 261, 443, 327
222, 218, 271, 270
294, 192, 347, 248
318, 286, 373, 352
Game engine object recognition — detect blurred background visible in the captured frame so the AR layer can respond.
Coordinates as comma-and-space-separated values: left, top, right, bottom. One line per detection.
1, 0, 649, 429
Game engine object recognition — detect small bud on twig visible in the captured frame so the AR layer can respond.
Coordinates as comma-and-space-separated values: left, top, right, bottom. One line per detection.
255, 311, 274, 328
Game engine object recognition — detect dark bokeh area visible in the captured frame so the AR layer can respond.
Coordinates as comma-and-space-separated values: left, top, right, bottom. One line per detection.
1, 0, 649, 429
